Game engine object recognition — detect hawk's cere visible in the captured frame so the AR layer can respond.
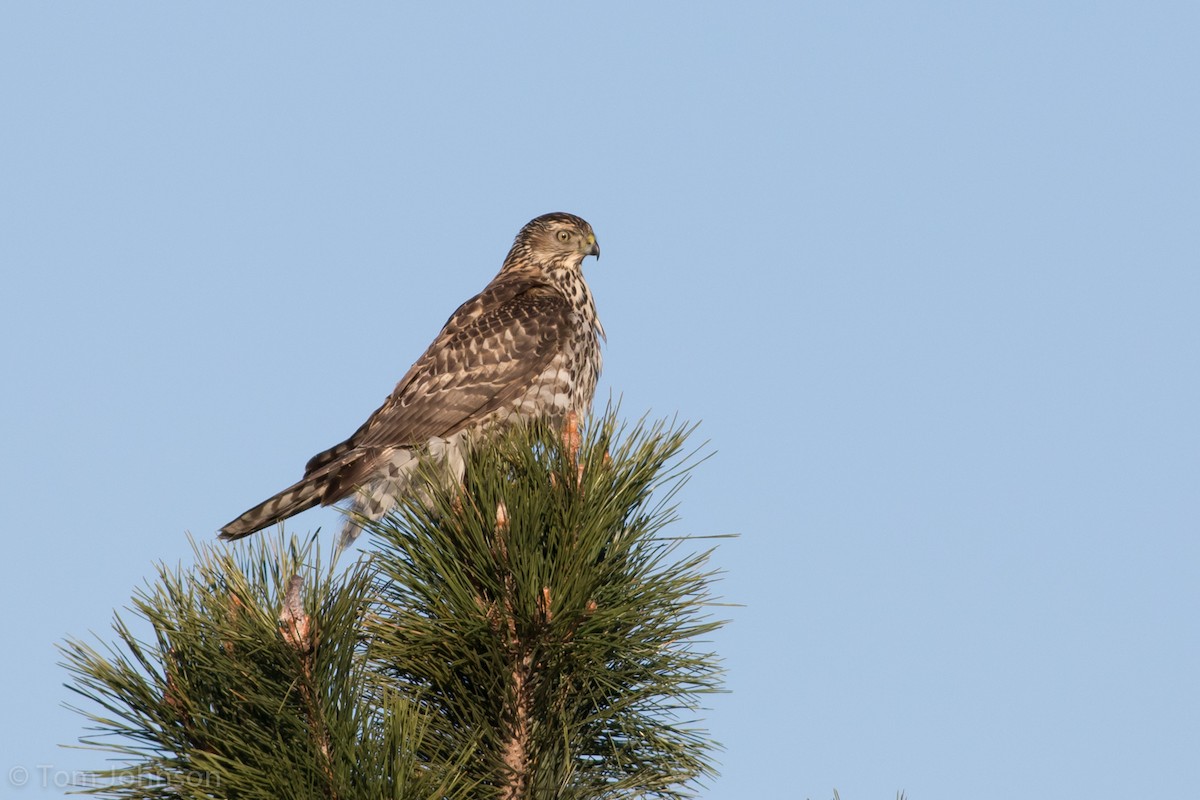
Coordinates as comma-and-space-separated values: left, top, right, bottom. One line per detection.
218, 212, 603, 542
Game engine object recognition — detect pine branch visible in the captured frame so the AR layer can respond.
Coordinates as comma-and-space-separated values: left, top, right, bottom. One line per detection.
60, 534, 475, 799
61, 411, 727, 800
365, 412, 727, 799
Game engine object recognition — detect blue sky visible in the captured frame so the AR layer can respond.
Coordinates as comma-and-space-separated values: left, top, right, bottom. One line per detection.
2, 3, 1197, 798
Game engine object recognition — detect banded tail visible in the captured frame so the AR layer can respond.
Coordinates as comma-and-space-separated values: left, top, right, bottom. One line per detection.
217, 474, 330, 540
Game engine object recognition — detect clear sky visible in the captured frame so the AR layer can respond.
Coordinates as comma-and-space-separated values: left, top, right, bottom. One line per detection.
2, 3, 1197, 798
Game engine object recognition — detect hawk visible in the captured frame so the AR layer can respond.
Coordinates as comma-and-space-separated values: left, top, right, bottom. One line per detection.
218, 212, 603, 541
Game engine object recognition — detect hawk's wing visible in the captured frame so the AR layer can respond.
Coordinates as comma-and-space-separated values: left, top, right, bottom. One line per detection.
304, 275, 572, 477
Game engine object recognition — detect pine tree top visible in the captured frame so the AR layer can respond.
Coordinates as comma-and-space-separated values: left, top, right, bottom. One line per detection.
61, 412, 728, 800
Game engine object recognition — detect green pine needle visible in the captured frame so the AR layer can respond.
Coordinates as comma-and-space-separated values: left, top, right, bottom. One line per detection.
61, 411, 727, 800
366, 413, 726, 799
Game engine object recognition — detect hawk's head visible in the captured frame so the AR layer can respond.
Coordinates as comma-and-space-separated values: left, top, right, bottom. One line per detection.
506, 212, 600, 274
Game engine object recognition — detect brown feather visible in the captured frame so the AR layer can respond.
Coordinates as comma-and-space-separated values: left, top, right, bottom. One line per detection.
218, 212, 602, 541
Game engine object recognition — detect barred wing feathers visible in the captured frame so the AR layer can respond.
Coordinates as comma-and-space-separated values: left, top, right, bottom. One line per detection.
218, 277, 573, 540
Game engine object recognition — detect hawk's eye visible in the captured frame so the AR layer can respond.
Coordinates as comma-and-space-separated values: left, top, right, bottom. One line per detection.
556, 230, 571, 242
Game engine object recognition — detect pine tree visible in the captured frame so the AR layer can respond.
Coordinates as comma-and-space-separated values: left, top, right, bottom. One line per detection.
61, 414, 726, 799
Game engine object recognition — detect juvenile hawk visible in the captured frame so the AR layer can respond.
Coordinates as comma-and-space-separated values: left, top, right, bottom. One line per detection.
219, 212, 603, 541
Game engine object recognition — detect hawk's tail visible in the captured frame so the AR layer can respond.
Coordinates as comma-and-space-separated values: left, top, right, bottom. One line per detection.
218, 475, 328, 541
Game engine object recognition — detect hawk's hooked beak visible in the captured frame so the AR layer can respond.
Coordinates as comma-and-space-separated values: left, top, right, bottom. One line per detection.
584, 234, 600, 259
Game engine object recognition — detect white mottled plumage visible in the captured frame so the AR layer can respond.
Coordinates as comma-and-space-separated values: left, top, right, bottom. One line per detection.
219, 212, 603, 542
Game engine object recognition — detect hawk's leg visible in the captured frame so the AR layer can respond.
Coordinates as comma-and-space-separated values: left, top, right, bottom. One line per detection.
563, 411, 585, 487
